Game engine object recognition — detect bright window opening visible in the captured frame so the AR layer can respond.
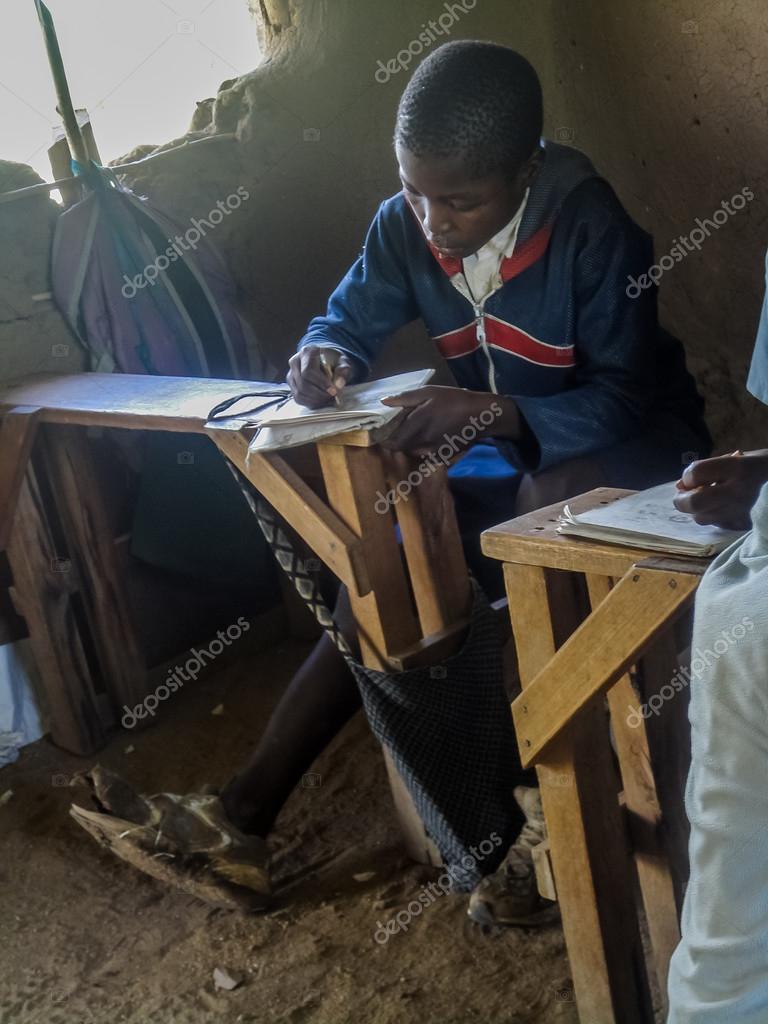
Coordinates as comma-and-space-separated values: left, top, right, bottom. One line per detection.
1, 0, 260, 183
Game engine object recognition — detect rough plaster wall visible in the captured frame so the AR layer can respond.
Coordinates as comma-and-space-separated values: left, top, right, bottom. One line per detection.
542, 0, 768, 448
0, 163, 85, 380
2, 0, 767, 450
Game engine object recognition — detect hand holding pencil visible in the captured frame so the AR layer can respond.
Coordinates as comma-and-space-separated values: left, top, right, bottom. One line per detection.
673, 448, 768, 530
286, 344, 353, 409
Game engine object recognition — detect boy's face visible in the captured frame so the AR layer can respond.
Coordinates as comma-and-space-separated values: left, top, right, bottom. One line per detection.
397, 144, 541, 260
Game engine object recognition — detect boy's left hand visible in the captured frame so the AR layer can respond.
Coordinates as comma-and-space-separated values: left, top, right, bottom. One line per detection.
380, 386, 513, 455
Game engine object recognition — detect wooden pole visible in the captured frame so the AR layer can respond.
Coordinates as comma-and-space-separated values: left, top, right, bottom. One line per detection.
34, 0, 90, 168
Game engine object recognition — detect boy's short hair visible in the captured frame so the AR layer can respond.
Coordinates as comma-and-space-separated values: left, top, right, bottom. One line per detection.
395, 40, 543, 180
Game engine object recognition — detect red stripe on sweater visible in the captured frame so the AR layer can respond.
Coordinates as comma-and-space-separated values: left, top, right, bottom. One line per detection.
433, 322, 479, 359
500, 225, 553, 281
485, 317, 575, 367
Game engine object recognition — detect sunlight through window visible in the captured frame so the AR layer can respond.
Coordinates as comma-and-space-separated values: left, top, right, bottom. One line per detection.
1, 0, 260, 182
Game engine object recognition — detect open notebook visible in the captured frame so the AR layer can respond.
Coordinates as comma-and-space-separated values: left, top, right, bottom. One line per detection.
557, 481, 747, 556
247, 369, 435, 454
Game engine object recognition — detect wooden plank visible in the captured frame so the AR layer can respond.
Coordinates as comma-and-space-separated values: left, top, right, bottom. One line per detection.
512, 566, 699, 765
504, 561, 650, 1024
0, 406, 40, 551
41, 425, 147, 712
589, 574, 680, 1015
384, 450, 472, 636
0, 372, 399, 449
388, 617, 471, 671
638, 625, 693, 912
482, 488, 714, 578
207, 425, 371, 597
317, 443, 420, 666
7, 468, 107, 753
317, 442, 438, 865
502, 564, 556, 685
0, 372, 283, 433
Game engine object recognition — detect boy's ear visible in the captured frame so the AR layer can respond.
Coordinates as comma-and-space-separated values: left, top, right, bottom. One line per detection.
519, 146, 544, 189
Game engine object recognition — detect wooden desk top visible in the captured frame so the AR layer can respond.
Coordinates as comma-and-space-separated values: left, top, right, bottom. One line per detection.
0, 372, 272, 433
0, 372, 391, 446
481, 487, 710, 577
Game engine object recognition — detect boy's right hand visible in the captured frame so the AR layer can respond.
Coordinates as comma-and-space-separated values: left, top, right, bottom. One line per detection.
287, 345, 354, 408
673, 449, 768, 530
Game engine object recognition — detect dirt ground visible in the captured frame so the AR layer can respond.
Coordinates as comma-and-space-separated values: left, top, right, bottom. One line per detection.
0, 637, 579, 1024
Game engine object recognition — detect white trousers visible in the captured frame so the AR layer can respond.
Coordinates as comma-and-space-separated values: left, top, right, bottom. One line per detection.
668, 483, 768, 1022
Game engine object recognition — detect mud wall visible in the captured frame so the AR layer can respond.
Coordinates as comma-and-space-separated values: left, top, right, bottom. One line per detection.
2, 0, 767, 448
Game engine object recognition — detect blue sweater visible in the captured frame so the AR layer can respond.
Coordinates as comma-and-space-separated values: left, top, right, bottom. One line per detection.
299, 142, 708, 472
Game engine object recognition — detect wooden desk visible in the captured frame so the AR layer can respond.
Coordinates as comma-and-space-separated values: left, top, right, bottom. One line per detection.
0, 372, 471, 864
482, 489, 707, 1024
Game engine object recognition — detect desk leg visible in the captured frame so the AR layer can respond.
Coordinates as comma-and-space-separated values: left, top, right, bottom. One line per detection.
8, 468, 108, 753
0, 406, 40, 552
504, 562, 650, 1024
588, 574, 679, 1017
318, 443, 441, 865
383, 451, 472, 635
638, 627, 691, 912
41, 426, 146, 714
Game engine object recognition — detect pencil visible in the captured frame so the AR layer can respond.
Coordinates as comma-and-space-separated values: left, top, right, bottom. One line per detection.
319, 352, 341, 406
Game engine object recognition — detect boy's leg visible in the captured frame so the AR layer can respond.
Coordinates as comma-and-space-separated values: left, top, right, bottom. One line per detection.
221, 589, 362, 837
667, 496, 768, 1022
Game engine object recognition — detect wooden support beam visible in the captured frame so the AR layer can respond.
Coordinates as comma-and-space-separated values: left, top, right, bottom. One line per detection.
384, 450, 472, 637
504, 562, 651, 1024
318, 442, 440, 866
0, 406, 40, 551
7, 468, 107, 753
512, 565, 699, 765
40, 425, 146, 713
317, 443, 420, 666
207, 424, 371, 598
588, 574, 680, 1017
387, 617, 471, 671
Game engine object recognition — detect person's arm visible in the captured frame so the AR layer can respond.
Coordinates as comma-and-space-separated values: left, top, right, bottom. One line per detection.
497, 200, 659, 472
673, 450, 768, 530
289, 199, 420, 406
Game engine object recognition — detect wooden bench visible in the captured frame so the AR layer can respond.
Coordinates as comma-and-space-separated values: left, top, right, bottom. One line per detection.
482, 489, 706, 1023
0, 371, 474, 864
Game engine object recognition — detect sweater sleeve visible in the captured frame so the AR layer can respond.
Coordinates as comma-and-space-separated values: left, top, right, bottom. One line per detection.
498, 210, 659, 473
297, 200, 420, 380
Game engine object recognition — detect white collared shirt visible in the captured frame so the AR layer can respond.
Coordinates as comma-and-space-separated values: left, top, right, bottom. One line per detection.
450, 189, 530, 306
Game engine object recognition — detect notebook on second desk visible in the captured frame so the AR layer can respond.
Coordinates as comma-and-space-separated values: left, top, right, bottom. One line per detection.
557, 481, 747, 557
248, 369, 434, 453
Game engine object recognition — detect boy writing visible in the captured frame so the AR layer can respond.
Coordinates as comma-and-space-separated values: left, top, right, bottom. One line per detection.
227, 39, 709, 926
